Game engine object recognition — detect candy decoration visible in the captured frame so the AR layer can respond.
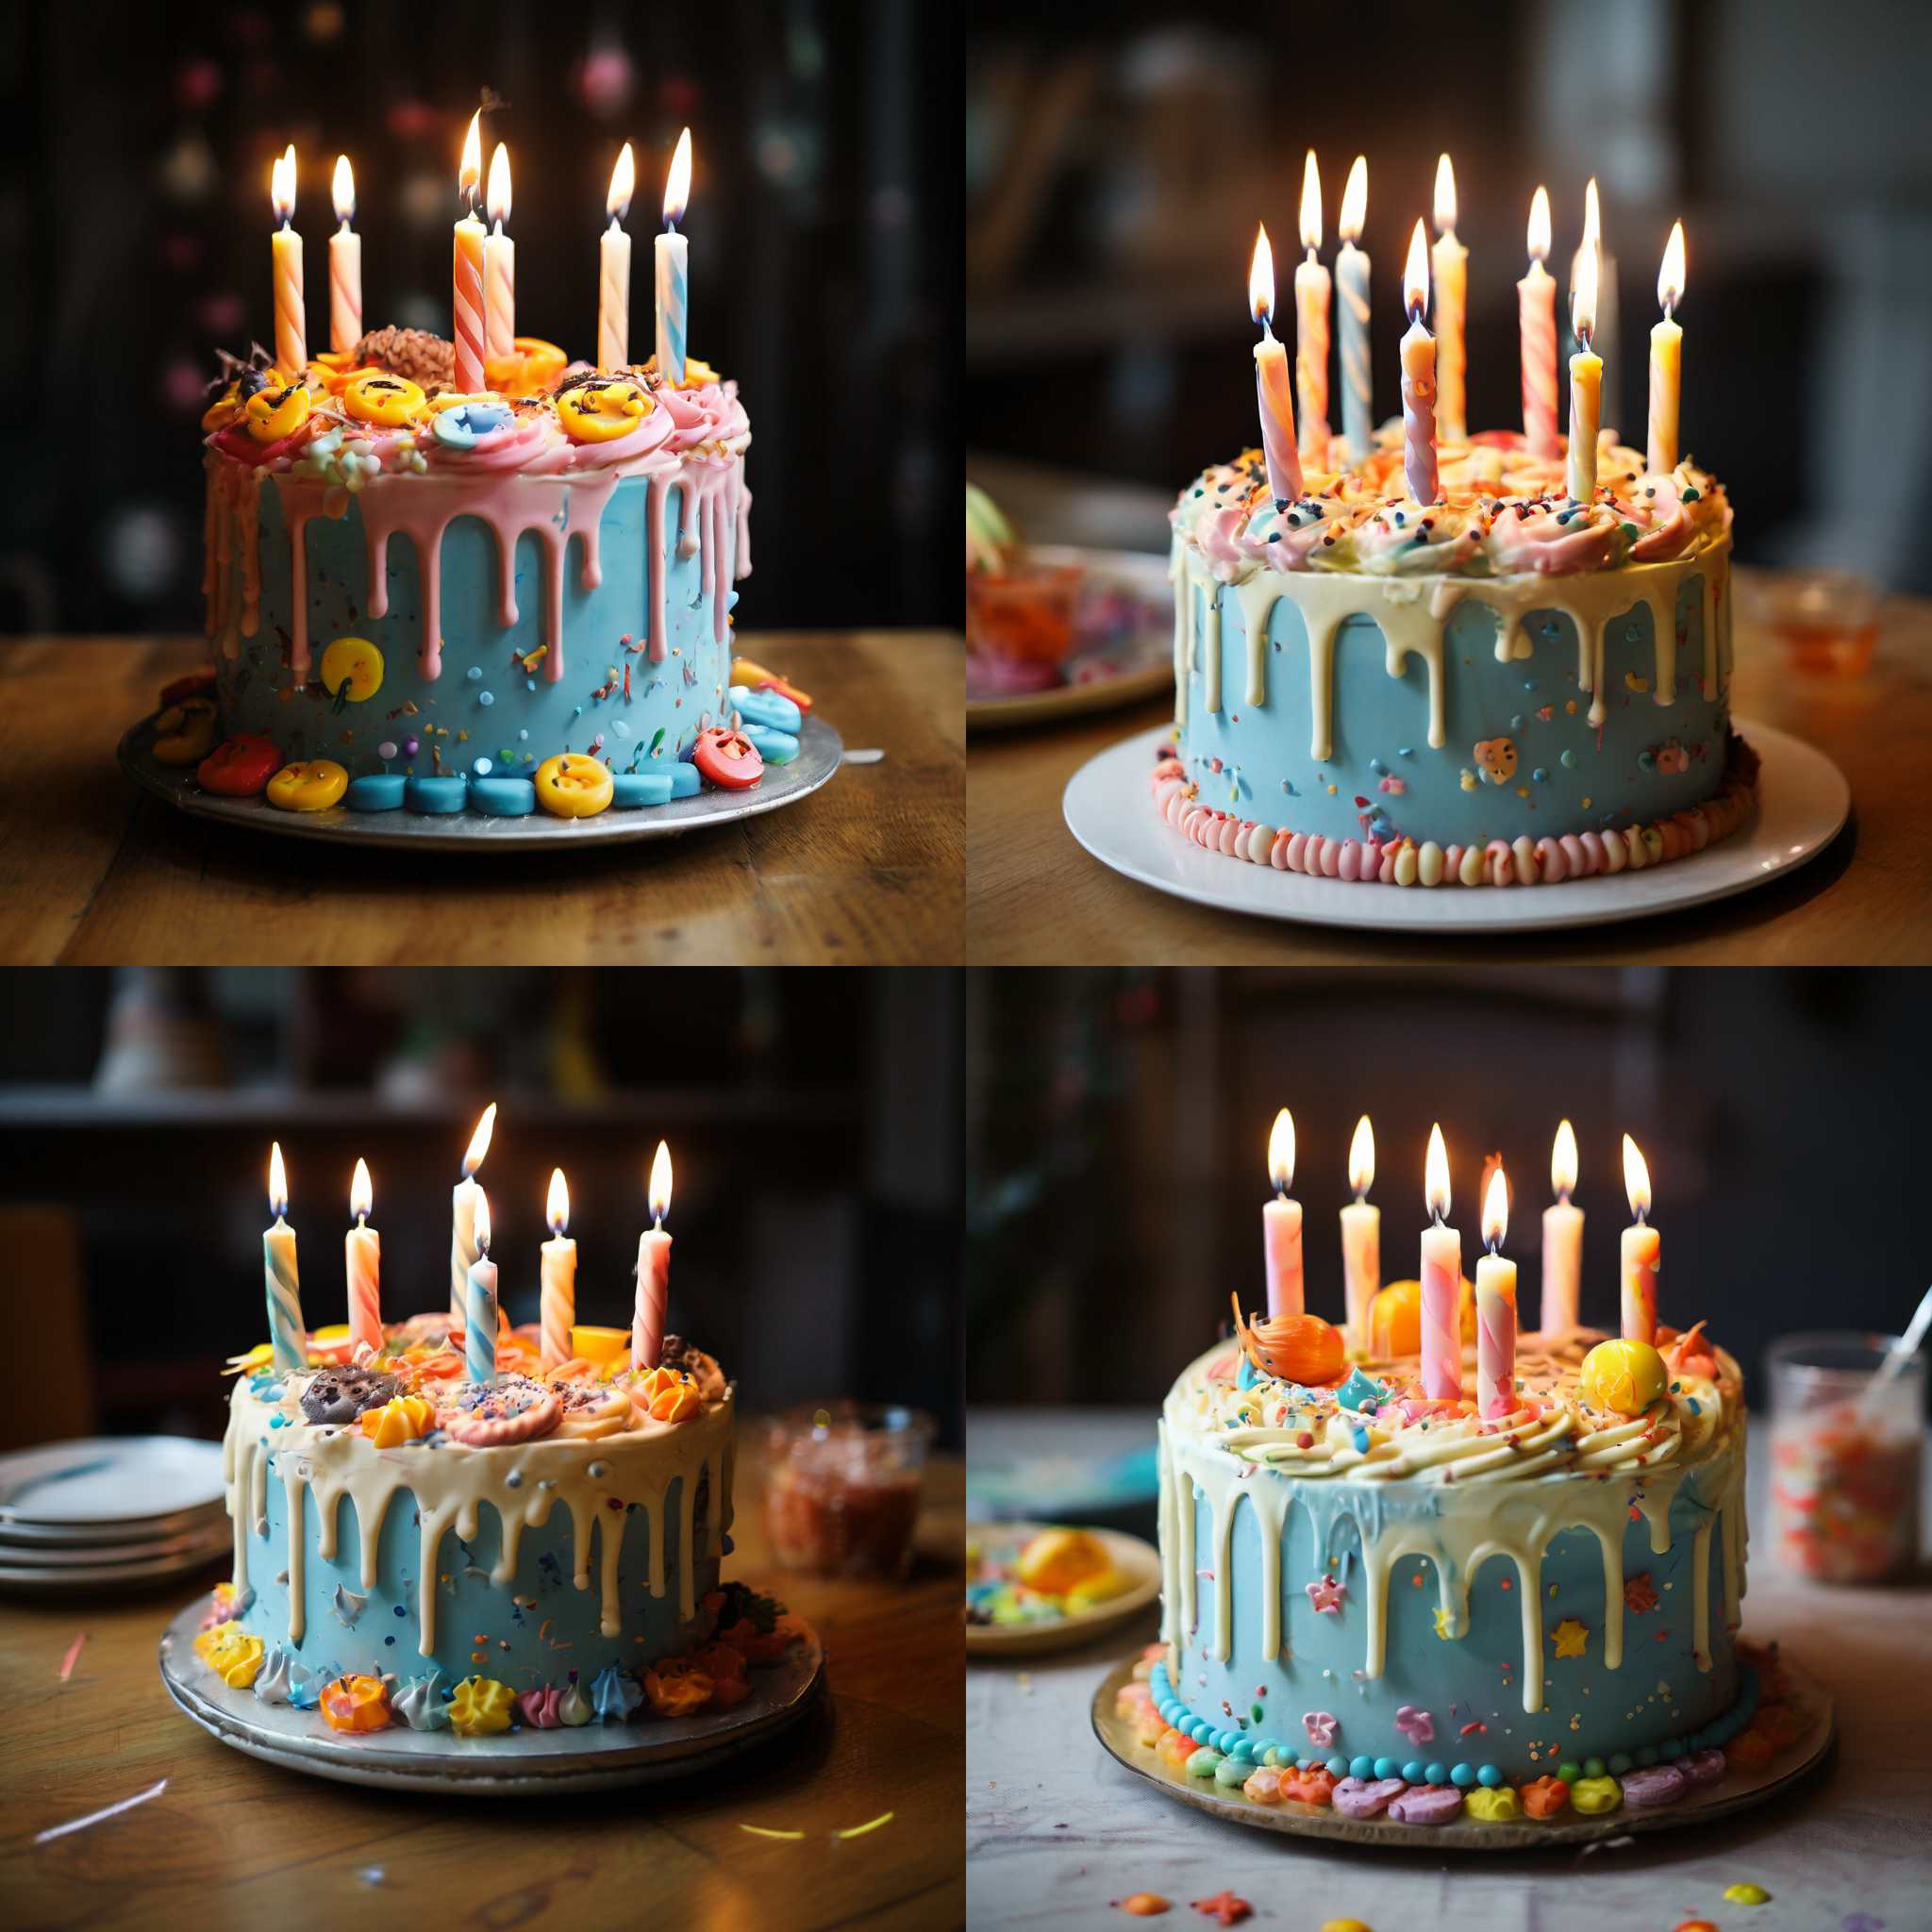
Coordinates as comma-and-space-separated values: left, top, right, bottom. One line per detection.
198, 734, 282, 796
533, 754, 616, 818
266, 759, 349, 812
1580, 1338, 1669, 1417
153, 698, 220, 767
320, 1674, 392, 1733
447, 1675, 516, 1734
320, 637, 383, 704
691, 725, 764, 791
1385, 1783, 1462, 1824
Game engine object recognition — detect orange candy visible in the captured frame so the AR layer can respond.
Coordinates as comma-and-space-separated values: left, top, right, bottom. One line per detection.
1520, 1774, 1570, 1818
1372, 1276, 1477, 1357
1280, 1765, 1338, 1806
1132, 1707, 1171, 1747
320, 1674, 392, 1734
642, 1660, 715, 1718
1724, 1725, 1774, 1769
1118, 1898, 1170, 1918
1237, 1310, 1345, 1388
1157, 1729, 1197, 1773
1241, 1765, 1286, 1806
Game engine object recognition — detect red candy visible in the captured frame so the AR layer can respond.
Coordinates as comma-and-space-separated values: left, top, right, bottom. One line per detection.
198, 733, 282, 796
691, 726, 764, 791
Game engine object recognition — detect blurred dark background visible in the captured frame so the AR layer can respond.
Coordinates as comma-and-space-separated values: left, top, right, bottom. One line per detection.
0, 0, 955, 635
0, 967, 962, 1449
967, 1, 1932, 592
968, 968, 1926, 1409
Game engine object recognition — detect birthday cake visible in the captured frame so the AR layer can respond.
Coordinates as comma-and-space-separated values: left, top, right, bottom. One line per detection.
1156, 429, 1753, 887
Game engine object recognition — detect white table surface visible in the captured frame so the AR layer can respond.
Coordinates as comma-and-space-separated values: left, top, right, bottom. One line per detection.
966, 1411, 1929, 1930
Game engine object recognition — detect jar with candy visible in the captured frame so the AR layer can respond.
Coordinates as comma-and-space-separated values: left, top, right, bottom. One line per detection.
763, 1402, 935, 1581
1769, 1331, 1924, 1583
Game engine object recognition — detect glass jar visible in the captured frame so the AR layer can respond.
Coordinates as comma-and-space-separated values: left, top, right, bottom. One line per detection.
763, 1402, 936, 1581
1767, 1331, 1923, 1583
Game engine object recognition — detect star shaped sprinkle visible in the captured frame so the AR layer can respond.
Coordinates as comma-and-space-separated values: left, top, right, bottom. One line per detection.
1552, 1618, 1590, 1659
1306, 1576, 1347, 1615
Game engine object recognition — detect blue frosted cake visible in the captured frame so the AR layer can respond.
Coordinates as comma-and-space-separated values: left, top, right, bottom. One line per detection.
146, 328, 812, 822
1155, 430, 1757, 887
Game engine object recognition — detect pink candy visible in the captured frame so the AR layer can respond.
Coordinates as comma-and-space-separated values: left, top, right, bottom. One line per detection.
1386, 1783, 1465, 1825
1331, 1775, 1407, 1819
1618, 1764, 1689, 1809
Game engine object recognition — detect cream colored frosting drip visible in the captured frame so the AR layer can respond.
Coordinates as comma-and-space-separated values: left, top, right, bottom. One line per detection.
222, 1374, 731, 1657
203, 453, 262, 660
1158, 1340, 1746, 1715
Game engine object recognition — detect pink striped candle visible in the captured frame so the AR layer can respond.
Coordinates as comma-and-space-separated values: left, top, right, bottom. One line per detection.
452, 111, 487, 392
1541, 1118, 1583, 1337
540, 1167, 576, 1373
1621, 1134, 1659, 1343
1430, 155, 1467, 444
1399, 221, 1438, 505
345, 1157, 381, 1357
1249, 225, 1304, 505
329, 156, 361, 357
1293, 151, 1331, 461
1263, 1108, 1304, 1320
631, 1141, 674, 1373
1518, 187, 1559, 458
1420, 1123, 1462, 1400
270, 145, 306, 380
1474, 1164, 1517, 1419
484, 142, 515, 363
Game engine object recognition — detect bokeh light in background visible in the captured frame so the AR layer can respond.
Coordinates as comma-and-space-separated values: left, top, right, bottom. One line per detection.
0, 0, 954, 635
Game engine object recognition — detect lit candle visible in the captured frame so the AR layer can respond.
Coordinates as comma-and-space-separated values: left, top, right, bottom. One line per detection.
270, 145, 306, 380
1518, 185, 1559, 458
263, 1141, 306, 1375
598, 142, 635, 373
1647, 221, 1686, 476
449, 1102, 497, 1335
1248, 225, 1304, 506
1262, 1108, 1304, 1321
1568, 179, 1621, 395
1293, 150, 1331, 461
1430, 155, 1468, 444
465, 1188, 499, 1387
1621, 1134, 1659, 1345
1399, 221, 1438, 506
1475, 1164, 1517, 1420
1567, 232, 1602, 503
484, 142, 515, 365
632, 1141, 674, 1374
1541, 1118, 1583, 1339
346, 1157, 381, 1358
329, 155, 361, 357
1419, 1123, 1461, 1401
452, 110, 487, 392
1340, 1113, 1379, 1354
541, 1167, 576, 1374
1335, 156, 1373, 460
655, 127, 692, 385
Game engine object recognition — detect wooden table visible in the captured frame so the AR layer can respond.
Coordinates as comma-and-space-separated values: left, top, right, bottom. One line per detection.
966, 1411, 1929, 1929
0, 633, 963, 965
0, 1446, 962, 1932
968, 579, 1932, 963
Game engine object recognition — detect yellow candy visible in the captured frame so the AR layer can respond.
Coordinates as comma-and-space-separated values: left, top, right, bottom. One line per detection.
202, 382, 244, 433
1064, 1572, 1128, 1613
1320, 1923, 1376, 1932
1462, 1786, 1522, 1823
152, 697, 219, 766
266, 758, 350, 812
244, 380, 312, 443
447, 1675, 517, 1734
343, 372, 428, 426
570, 1324, 629, 1369
1580, 1339, 1670, 1417
484, 336, 568, 397
359, 1394, 435, 1446
320, 635, 383, 703
1722, 1883, 1772, 1906
1569, 1774, 1622, 1814
556, 378, 652, 442
533, 753, 614, 818
1016, 1528, 1112, 1596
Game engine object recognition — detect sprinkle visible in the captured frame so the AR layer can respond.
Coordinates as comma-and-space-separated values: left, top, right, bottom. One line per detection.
836, 1811, 896, 1840
34, 1779, 168, 1844
738, 1824, 808, 1840
58, 1633, 87, 1680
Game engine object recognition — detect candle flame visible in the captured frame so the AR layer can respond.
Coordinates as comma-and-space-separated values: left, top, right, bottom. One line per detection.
1574, 236, 1600, 346
462, 1102, 497, 1178
1267, 1108, 1295, 1195
663, 126, 691, 227
1424, 1122, 1450, 1223
473, 1187, 491, 1254
1299, 150, 1323, 254
607, 141, 636, 224
649, 1140, 674, 1224
1403, 219, 1430, 323
1658, 220, 1686, 315
486, 142, 511, 227
1582, 177, 1601, 256
1433, 153, 1457, 234
332, 154, 355, 226
1482, 1162, 1509, 1251
1339, 156, 1368, 245
1527, 185, 1551, 264
546, 1166, 570, 1237
1623, 1133, 1652, 1222
459, 109, 482, 207
271, 144, 296, 225
1348, 1114, 1375, 1198
1551, 1118, 1578, 1200
350, 1157, 372, 1223
268, 1141, 289, 1218
1248, 224, 1276, 327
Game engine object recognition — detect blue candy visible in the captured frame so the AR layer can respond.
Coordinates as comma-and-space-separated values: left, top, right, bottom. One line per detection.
344, 774, 406, 812
729, 684, 802, 731
404, 775, 468, 814
468, 777, 537, 817
668, 761, 702, 798
430, 400, 514, 450
744, 724, 800, 765
611, 771, 675, 808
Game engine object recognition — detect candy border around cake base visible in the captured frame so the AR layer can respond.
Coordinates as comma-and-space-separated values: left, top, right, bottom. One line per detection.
1091, 1641, 1830, 1850
160, 1593, 825, 1795
116, 709, 844, 853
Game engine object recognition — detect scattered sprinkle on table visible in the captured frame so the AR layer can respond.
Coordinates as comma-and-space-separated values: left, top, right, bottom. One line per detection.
1191, 1891, 1252, 1925
34, 1779, 168, 1845
836, 1812, 894, 1840
738, 1824, 808, 1840
1117, 1895, 1171, 1916
1724, 1881, 1774, 1905
58, 1632, 87, 1680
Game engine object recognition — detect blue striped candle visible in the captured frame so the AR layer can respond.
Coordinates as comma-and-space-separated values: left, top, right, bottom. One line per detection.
654, 128, 691, 386
464, 1188, 499, 1386
264, 1141, 306, 1375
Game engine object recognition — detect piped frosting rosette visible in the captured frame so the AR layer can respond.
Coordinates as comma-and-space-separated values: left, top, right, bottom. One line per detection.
645, 375, 751, 456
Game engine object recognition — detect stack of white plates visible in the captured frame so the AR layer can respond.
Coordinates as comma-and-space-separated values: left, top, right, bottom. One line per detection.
0, 1437, 229, 1594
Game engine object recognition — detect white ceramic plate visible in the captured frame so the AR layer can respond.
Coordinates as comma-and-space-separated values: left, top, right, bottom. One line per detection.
0, 1437, 226, 1526
0, 1541, 229, 1594
1063, 719, 1849, 935
0, 1524, 231, 1569
966, 1524, 1161, 1657
968, 546, 1172, 731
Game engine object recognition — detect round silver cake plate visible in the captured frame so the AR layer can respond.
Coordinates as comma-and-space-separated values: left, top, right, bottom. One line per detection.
1091, 1648, 1834, 1851
1064, 719, 1849, 936
117, 713, 844, 853
158, 1597, 827, 1796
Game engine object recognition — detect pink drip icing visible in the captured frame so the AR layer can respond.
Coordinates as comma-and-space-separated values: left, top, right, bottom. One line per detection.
645, 475, 670, 663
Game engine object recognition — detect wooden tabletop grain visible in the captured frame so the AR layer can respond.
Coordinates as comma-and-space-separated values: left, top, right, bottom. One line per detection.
0, 1445, 964, 1932
968, 577, 1932, 964
0, 633, 964, 966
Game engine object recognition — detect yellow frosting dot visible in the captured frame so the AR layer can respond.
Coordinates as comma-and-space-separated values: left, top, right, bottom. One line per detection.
1569, 1774, 1622, 1814
1463, 1786, 1521, 1823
